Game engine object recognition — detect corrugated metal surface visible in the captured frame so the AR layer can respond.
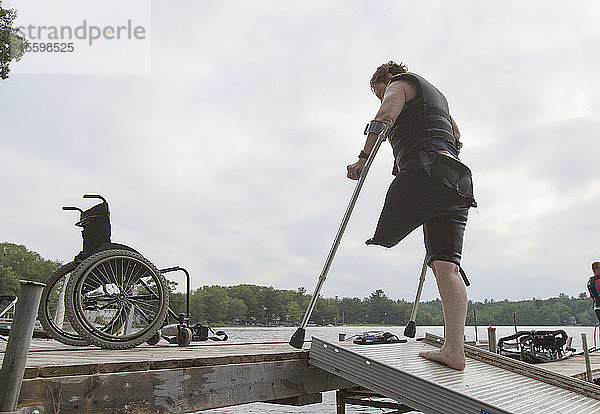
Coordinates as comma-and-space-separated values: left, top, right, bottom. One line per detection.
309, 337, 600, 414
425, 334, 600, 400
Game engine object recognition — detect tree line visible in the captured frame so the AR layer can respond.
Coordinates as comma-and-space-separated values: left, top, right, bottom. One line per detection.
1, 242, 598, 326
167, 287, 597, 327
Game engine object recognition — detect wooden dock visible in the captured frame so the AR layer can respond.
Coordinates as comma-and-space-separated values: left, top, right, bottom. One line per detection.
468, 341, 600, 382
2, 338, 599, 413
1, 340, 352, 413
539, 352, 600, 381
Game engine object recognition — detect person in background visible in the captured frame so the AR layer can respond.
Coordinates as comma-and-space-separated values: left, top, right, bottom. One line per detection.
587, 261, 600, 324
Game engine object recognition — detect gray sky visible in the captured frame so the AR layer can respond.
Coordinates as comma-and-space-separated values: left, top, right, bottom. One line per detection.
2, 1, 599, 302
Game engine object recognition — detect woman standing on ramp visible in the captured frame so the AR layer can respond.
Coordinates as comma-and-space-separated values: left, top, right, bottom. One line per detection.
347, 61, 477, 370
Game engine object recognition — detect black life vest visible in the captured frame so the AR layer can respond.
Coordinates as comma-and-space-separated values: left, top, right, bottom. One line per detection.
588, 275, 600, 306
388, 73, 460, 165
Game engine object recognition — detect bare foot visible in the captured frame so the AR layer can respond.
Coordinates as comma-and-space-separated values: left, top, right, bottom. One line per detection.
419, 348, 466, 371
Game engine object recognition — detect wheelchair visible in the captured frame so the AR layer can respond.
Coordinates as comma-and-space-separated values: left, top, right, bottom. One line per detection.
38, 194, 224, 349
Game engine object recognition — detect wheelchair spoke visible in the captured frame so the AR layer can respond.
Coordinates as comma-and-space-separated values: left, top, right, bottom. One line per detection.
123, 260, 138, 291
92, 265, 112, 287
101, 306, 127, 334
82, 294, 116, 303
82, 278, 101, 293
129, 296, 158, 314
124, 261, 145, 292
128, 299, 154, 324
118, 258, 124, 287
138, 278, 161, 300
107, 260, 119, 287
88, 272, 110, 290
96, 298, 120, 311
127, 294, 158, 301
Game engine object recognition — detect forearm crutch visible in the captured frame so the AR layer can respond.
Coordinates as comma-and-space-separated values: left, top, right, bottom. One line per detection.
289, 126, 388, 349
404, 253, 428, 338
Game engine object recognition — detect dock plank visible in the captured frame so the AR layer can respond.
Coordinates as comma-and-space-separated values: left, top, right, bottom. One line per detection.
2, 341, 308, 378
542, 352, 600, 380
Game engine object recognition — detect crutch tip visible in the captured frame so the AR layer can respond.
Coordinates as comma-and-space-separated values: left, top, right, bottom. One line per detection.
404, 321, 416, 338
289, 327, 306, 349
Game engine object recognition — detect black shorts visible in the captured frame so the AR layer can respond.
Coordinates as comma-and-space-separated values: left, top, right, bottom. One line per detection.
366, 151, 476, 266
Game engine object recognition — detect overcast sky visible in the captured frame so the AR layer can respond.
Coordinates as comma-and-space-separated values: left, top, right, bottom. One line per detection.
2, 1, 599, 302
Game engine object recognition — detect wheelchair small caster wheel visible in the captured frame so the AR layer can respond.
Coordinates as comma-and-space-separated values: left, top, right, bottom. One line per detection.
177, 327, 192, 347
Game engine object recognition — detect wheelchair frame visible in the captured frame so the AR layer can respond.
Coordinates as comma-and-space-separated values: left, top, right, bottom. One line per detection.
38, 194, 226, 349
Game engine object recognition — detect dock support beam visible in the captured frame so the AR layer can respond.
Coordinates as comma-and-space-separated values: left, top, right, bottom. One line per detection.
335, 388, 414, 413
582, 333, 593, 383
266, 393, 322, 406
0, 281, 45, 412
336, 389, 345, 414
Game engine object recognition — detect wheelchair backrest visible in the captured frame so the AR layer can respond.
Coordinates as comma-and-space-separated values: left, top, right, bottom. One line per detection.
77, 201, 111, 253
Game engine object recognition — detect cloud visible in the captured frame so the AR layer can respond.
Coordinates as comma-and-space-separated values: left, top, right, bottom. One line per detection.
1, 0, 599, 302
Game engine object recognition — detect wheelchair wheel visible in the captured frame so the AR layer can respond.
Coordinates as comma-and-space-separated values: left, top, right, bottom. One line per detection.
66, 249, 169, 349
38, 262, 89, 346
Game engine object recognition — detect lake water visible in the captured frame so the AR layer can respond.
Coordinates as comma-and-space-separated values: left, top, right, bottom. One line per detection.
203, 325, 599, 413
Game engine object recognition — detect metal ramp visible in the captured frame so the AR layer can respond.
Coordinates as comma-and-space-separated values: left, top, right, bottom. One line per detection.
309, 333, 600, 414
